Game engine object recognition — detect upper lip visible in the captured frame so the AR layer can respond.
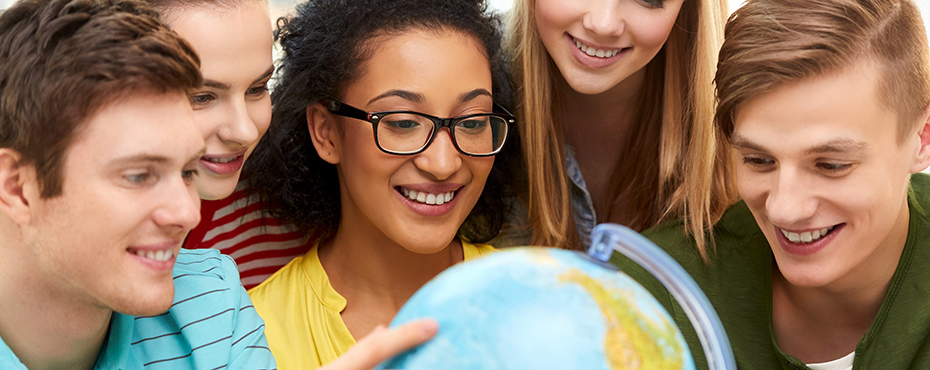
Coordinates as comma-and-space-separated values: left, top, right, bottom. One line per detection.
202, 148, 247, 160
776, 223, 840, 233
397, 183, 464, 194
568, 33, 626, 52
127, 240, 181, 252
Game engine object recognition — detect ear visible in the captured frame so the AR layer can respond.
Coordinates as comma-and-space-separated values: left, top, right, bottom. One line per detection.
0, 149, 37, 225
910, 102, 930, 173
307, 103, 342, 165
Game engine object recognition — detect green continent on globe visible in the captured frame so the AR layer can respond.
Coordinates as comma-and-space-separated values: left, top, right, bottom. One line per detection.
560, 270, 684, 370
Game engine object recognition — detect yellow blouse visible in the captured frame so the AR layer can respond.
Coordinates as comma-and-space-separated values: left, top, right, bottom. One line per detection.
248, 241, 495, 370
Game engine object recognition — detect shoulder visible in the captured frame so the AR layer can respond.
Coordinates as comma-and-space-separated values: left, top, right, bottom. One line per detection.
462, 240, 497, 260
130, 249, 274, 368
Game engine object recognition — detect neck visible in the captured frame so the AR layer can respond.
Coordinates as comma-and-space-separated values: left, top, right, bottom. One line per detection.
0, 228, 111, 370
558, 68, 647, 222
558, 67, 645, 145
319, 217, 462, 311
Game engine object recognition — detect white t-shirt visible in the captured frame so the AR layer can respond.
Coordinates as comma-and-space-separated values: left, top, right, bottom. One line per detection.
807, 351, 854, 370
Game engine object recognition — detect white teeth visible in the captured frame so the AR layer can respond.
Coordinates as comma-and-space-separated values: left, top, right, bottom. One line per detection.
135, 249, 173, 262
574, 38, 619, 59
781, 226, 835, 244
206, 156, 237, 164
402, 187, 455, 206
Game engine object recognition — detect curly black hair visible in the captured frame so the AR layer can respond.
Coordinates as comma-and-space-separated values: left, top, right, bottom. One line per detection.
243, 0, 518, 243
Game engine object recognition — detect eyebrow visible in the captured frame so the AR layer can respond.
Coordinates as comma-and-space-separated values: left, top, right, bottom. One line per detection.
459, 88, 493, 103
730, 134, 869, 154
111, 149, 206, 167
254, 66, 275, 84
368, 90, 424, 105
202, 66, 275, 91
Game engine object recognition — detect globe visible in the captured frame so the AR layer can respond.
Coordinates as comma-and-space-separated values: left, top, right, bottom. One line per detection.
377, 247, 696, 370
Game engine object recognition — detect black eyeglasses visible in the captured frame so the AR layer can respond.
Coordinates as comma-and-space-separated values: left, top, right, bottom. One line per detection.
324, 99, 515, 157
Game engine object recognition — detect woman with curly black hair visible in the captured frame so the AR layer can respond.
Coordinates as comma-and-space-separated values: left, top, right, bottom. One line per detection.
244, 0, 516, 367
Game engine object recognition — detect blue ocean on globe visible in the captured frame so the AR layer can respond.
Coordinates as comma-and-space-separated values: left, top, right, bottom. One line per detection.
377, 247, 695, 370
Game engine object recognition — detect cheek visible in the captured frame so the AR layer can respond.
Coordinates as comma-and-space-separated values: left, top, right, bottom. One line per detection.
248, 99, 272, 139
534, 0, 572, 37
629, 15, 678, 51
192, 109, 222, 143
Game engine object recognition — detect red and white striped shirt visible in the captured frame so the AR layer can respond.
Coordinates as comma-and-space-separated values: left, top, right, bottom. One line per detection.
185, 188, 318, 289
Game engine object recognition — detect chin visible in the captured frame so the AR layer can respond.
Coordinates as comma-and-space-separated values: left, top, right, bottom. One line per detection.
111, 284, 176, 316
196, 180, 237, 201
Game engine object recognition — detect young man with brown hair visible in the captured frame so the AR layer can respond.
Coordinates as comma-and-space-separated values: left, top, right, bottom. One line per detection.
0, 0, 281, 368
613, 0, 930, 369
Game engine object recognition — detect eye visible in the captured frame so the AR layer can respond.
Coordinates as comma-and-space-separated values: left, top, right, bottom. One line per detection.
457, 118, 489, 132
742, 155, 775, 171
382, 119, 421, 130
637, 0, 665, 9
191, 93, 215, 108
816, 162, 853, 173
246, 83, 269, 97
123, 170, 155, 187
182, 168, 199, 184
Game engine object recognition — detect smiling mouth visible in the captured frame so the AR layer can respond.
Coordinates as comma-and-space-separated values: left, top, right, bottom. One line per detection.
572, 36, 623, 58
398, 187, 456, 205
780, 225, 838, 244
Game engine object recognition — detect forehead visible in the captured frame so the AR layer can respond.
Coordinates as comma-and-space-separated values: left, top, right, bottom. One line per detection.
732, 62, 897, 153
66, 92, 203, 170
351, 29, 491, 95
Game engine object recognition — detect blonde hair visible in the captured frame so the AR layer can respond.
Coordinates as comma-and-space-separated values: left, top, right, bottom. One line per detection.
506, 0, 738, 257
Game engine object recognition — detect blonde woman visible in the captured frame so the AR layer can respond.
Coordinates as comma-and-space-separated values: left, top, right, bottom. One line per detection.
506, 0, 738, 255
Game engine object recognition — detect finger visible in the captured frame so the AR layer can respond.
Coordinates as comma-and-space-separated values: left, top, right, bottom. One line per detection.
320, 319, 438, 370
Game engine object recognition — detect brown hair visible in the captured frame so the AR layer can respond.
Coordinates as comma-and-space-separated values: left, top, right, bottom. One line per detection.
147, 0, 268, 23
0, 0, 202, 198
507, 0, 738, 255
716, 0, 930, 142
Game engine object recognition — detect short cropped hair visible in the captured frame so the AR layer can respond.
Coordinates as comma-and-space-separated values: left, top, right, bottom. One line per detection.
716, 0, 930, 142
0, 0, 202, 197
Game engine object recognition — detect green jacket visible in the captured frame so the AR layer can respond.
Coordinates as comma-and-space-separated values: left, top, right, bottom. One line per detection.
611, 173, 930, 370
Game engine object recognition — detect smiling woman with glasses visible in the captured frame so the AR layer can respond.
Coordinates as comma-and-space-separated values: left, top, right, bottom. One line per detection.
241, 0, 517, 368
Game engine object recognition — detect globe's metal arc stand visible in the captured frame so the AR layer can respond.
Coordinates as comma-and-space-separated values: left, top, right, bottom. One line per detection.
587, 223, 737, 370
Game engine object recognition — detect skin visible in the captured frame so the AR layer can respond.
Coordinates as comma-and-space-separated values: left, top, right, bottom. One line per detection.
165, 1, 274, 200
0, 92, 204, 369
731, 61, 930, 362
307, 29, 495, 340
533, 0, 683, 223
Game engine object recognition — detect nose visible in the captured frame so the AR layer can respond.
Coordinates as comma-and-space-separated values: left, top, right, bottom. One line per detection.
152, 175, 201, 233
412, 129, 462, 181
765, 167, 818, 227
217, 100, 260, 146
582, 0, 625, 37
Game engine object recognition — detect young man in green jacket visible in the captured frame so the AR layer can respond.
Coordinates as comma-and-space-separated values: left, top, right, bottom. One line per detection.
613, 0, 930, 369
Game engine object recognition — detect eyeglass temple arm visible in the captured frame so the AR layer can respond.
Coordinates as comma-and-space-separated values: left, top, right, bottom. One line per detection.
325, 99, 371, 121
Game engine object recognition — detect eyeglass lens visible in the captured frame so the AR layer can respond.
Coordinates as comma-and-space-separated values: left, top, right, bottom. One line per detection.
376, 113, 508, 155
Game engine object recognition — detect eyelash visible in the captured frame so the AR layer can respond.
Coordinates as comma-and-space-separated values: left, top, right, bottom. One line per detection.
191, 93, 215, 107
639, 0, 665, 9
247, 83, 269, 97
182, 168, 198, 183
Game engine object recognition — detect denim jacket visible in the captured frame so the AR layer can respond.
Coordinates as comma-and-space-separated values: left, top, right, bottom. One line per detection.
565, 146, 597, 250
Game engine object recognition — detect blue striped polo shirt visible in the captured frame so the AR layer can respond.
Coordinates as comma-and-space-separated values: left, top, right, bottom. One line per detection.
0, 248, 276, 369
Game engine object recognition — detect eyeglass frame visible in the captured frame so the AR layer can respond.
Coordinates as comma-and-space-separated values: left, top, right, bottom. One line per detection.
322, 99, 515, 157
